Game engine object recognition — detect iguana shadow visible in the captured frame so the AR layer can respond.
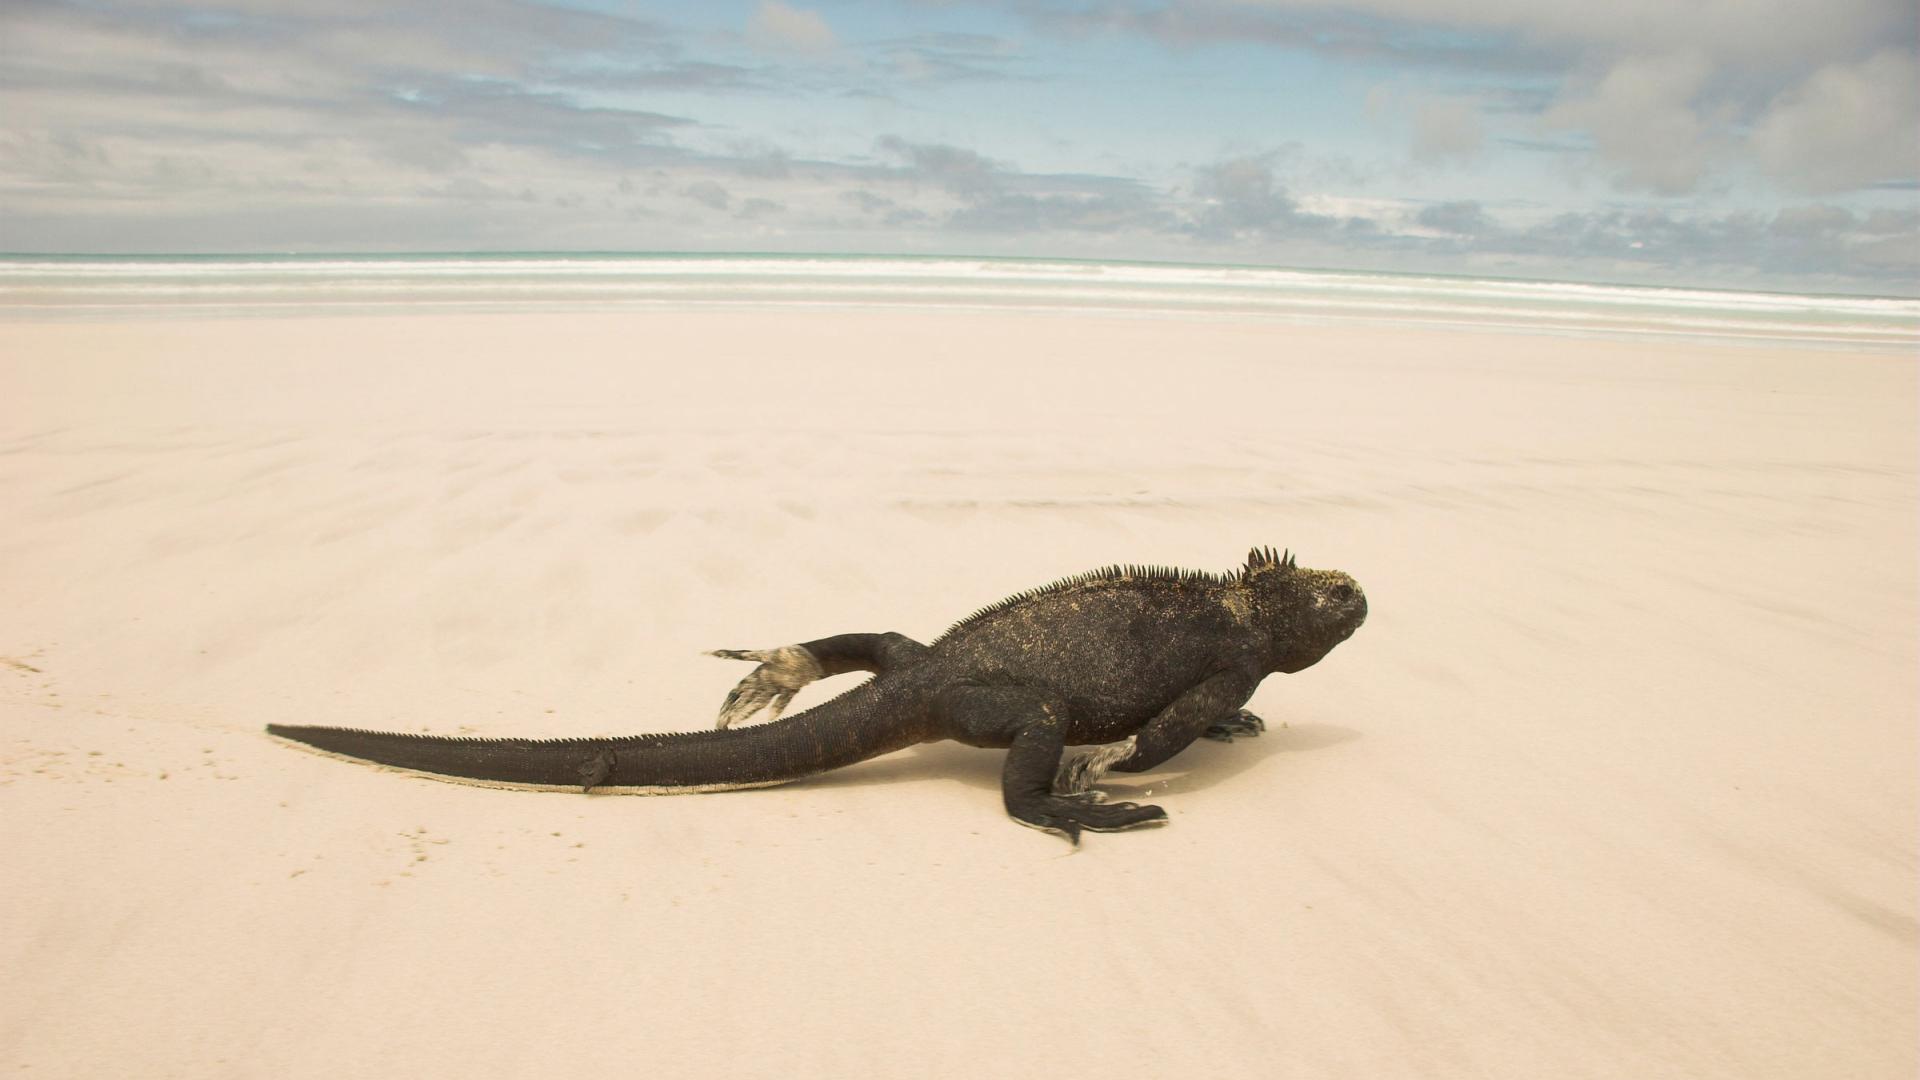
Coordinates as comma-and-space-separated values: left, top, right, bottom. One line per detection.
806, 721, 1362, 796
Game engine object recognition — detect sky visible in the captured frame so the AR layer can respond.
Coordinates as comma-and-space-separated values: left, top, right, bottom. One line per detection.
2, 0, 1916, 293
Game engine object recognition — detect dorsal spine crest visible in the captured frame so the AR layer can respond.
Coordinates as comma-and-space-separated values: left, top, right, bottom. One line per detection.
934, 550, 1294, 642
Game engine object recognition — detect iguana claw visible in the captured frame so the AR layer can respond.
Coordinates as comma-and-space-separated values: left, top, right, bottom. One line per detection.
1202, 708, 1266, 742
707, 645, 826, 729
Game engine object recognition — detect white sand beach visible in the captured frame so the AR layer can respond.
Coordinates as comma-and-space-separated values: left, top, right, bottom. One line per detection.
1, 309, 1913, 1078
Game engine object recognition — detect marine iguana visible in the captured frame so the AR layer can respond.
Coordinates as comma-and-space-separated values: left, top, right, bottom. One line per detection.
267, 547, 1366, 842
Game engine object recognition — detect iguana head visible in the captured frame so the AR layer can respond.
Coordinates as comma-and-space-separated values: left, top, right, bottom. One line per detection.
1243, 546, 1368, 673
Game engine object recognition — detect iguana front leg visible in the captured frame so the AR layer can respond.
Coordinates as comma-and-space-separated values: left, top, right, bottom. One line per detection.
1053, 706, 1264, 794
1110, 668, 1261, 774
708, 632, 929, 729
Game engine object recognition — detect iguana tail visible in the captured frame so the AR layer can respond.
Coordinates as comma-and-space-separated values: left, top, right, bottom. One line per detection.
266, 682, 910, 794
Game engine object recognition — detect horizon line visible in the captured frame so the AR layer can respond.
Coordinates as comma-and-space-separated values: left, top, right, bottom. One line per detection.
2, 248, 1915, 303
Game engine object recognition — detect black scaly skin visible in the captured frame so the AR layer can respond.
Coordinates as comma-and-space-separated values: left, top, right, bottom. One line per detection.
266, 680, 916, 793
267, 547, 1368, 842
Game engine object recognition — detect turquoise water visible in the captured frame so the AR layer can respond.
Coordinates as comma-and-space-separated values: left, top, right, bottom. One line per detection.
2, 252, 1914, 349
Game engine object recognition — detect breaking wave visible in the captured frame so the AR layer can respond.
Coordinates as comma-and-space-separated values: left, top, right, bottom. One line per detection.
2, 253, 1913, 348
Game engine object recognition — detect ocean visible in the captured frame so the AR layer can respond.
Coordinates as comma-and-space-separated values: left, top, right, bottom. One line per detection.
1, 252, 1914, 350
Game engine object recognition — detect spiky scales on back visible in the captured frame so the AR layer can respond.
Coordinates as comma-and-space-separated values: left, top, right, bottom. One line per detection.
935, 562, 1236, 642
933, 547, 1299, 643
266, 547, 1366, 843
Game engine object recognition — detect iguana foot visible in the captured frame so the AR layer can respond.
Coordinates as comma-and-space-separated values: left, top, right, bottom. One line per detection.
1053, 735, 1138, 795
1202, 709, 1266, 742
707, 645, 826, 729
1008, 794, 1168, 845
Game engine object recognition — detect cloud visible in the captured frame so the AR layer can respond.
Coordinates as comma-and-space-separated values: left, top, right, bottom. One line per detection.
1188, 154, 1331, 237
876, 135, 999, 199
866, 135, 1167, 234
1414, 200, 1493, 236
838, 189, 896, 215
682, 179, 731, 210
2, 0, 1911, 293
1395, 198, 1920, 285
726, 146, 793, 180
1369, 86, 1485, 167
748, 1, 836, 54
869, 32, 1029, 84
0, 0, 698, 228
1769, 204, 1854, 237
11, 0, 675, 89
1410, 100, 1485, 165
1751, 50, 1920, 193
1008, 0, 1920, 196
1008, 0, 1912, 74
389, 77, 689, 160
1542, 51, 1720, 195
734, 196, 783, 220
544, 61, 763, 94
1165, 152, 1919, 289
1860, 208, 1920, 235
1017, 0, 1562, 73
946, 188, 1163, 233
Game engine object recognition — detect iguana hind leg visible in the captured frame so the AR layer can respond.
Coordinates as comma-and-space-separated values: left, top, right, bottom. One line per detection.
709, 632, 929, 729
936, 684, 1166, 844
1054, 736, 1135, 796
707, 645, 824, 729
576, 746, 616, 792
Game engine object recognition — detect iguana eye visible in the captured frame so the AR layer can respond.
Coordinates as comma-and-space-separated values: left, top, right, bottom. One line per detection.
1328, 584, 1354, 602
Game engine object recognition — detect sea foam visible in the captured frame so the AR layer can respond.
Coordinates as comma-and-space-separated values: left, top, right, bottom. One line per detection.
1, 253, 1913, 348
